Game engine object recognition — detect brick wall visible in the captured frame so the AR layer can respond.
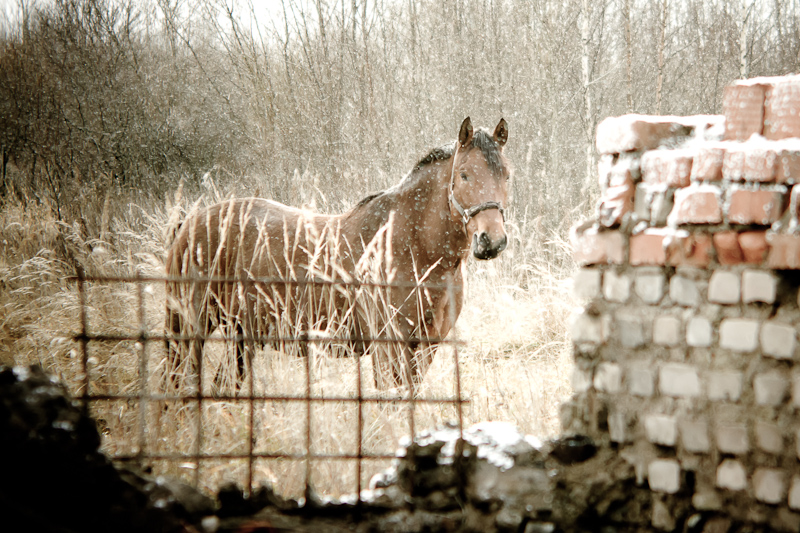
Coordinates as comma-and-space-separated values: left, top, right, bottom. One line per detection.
568, 75, 800, 528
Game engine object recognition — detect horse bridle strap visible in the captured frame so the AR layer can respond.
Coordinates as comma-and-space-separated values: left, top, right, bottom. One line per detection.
448, 141, 506, 229
450, 195, 505, 227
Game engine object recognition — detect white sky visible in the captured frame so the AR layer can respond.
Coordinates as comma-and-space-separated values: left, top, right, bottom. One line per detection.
0, 0, 288, 31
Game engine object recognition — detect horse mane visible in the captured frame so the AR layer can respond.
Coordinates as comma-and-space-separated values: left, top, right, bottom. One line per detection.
353, 190, 384, 210
415, 128, 506, 174
414, 144, 454, 171
348, 128, 506, 214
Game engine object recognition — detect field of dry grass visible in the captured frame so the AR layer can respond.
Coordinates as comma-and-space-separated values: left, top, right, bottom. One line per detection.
0, 187, 575, 499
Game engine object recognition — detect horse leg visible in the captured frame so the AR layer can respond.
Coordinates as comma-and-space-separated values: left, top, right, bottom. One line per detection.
389, 316, 437, 394
164, 306, 203, 392
210, 320, 241, 395
166, 284, 216, 395
237, 296, 261, 391
393, 287, 457, 392
165, 308, 182, 391
235, 324, 246, 385
213, 303, 258, 394
233, 319, 251, 391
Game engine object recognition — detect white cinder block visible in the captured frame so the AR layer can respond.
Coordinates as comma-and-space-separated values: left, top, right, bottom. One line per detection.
796, 428, 800, 460
670, 276, 700, 307
645, 414, 677, 446
716, 425, 749, 454
628, 367, 654, 397
793, 375, 800, 408
753, 468, 786, 504
707, 270, 740, 304
659, 363, 701, 397
707, 371, 743, 402
617, 313, 646, 348
570, 310, 609, 344
635, 273, 665, 304
754, 421, 783, 454
603, 270, 631, 303
789, 476, 800, 510
680, 419, 710, 453
608, 411, 628, 443
648, 459, 681, 494
753, 371, 789, 406
716, 459, 747, 491
573, 268, 602, 301
593, 362, 622, 393
719, 318, 760, 352
742, 270, 777, 304
760, 321, 796, 359
570, 367, 592, 392
653, 315, 681, 346
686, 316, 712, 347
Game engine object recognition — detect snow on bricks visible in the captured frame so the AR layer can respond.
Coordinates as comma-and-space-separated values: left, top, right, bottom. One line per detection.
574, 79, 800, 271
568, 74, 800, 527
669, 184, 723, 225
595, 114, 723, 154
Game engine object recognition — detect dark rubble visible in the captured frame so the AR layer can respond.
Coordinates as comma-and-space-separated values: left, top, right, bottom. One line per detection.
0, 364, 755, 533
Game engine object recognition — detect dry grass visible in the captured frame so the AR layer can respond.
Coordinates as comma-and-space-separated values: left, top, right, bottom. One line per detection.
0, 189, 575, 499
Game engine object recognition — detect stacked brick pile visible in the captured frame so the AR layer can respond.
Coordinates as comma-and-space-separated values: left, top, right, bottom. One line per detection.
569, 74, 800, 530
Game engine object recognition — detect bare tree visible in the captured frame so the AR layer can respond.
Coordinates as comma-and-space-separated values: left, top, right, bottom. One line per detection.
5, 0, 800, 244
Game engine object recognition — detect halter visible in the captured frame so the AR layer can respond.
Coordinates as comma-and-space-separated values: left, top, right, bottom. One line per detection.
448, 141, 506, 232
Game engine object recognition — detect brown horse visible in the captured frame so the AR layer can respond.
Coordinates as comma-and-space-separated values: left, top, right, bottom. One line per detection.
164, 117, 510, 392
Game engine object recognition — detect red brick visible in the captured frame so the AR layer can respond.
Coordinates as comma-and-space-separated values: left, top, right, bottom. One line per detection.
630, 232, 666, 265
774, 148, 800, 183
764, 78, 800, 140
670, 186, 723, 225
572, 228, 626, 265
722, 147, 746, 181
743, 147, 777, 182
727, 187, 786, 225
767, 232, 800, 269
739, 231, 769, 264
723, 83, 767, 141
598, 173, 635, 228
642, 149, 694, 187
691, 146, 725, 181
721, 143, 779, 183
666, 232, 713, 267
714, 231, 744, 265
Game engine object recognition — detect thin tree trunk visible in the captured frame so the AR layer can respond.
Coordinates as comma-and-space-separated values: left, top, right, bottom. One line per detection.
656, 0, 668, 114
739, 0, 754, 78
580, 0, 594, 192
773, 0, 785, 71
624, 0, 633, 112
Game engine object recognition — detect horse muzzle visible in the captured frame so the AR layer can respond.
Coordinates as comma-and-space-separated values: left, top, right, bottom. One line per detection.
472, 231, 507, 260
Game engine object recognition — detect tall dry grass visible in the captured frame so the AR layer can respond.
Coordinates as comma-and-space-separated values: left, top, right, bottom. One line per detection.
0, 183, 575, 499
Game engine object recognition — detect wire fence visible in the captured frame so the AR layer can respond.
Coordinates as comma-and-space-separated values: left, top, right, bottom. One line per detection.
68, 270, 467, 502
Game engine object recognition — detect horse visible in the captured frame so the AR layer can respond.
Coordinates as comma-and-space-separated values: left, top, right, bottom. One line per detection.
164, 117, 510, 393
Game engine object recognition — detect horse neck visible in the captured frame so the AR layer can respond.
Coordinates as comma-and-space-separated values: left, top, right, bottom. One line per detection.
393, 159, 469, 271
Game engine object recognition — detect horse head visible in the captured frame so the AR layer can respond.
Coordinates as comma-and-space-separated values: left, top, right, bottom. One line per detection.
449, 117, 510, 260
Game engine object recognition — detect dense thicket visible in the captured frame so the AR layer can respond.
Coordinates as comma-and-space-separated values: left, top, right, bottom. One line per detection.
1, 0, 799, 239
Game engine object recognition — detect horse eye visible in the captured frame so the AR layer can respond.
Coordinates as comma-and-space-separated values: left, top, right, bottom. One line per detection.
460, 172, 469, 181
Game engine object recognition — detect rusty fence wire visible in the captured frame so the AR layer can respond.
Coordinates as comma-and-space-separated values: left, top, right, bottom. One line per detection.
68, 271, 467, 502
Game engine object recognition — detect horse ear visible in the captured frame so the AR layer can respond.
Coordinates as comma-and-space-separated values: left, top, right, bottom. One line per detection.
493, 118, 508, 148
458, 117, 473, 147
